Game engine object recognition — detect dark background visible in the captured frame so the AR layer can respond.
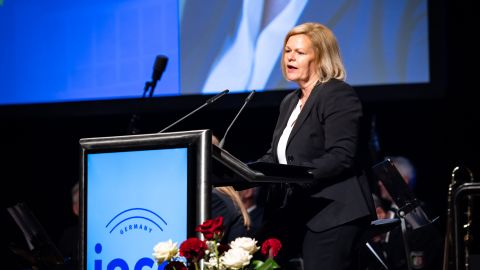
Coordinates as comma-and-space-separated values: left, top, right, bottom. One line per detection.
1, 0, 478, 267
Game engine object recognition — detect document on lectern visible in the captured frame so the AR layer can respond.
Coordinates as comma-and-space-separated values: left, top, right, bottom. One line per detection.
211, 145, 314, 188
247, 161, 314, 179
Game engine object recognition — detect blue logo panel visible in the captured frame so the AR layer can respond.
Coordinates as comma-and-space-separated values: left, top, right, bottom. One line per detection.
87, 148, 188, 270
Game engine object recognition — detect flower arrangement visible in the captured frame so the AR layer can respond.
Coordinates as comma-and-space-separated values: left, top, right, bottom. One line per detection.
153, 216, 282, 270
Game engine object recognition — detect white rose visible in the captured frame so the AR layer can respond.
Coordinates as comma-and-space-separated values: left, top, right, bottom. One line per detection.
229, 237, 259, 254
204, 256, 225, 270
152, 239, 178, 264
220, 247, 252, 269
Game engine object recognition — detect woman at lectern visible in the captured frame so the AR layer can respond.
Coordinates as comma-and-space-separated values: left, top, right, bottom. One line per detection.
256, 22, 375, 270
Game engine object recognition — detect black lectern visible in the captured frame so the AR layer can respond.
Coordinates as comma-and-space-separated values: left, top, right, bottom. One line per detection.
79, 129, 313, 270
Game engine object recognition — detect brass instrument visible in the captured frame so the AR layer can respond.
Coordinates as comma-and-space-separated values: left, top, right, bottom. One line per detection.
443, 166, 475, 270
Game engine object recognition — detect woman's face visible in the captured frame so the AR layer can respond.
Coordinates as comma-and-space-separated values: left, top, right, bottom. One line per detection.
283, 34, 318, 86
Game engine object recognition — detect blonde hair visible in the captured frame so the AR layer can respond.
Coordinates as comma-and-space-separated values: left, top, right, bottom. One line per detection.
215, 186, 251, 229
281, 22, 346, 83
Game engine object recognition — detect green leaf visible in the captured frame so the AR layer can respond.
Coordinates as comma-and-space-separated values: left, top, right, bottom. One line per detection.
254, 258, 280, 270
251, 260, 264, 268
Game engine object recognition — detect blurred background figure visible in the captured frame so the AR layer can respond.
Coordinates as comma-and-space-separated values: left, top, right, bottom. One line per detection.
374, 156, 442, 270
238, 186, 264, 238
58, 182, 80, 270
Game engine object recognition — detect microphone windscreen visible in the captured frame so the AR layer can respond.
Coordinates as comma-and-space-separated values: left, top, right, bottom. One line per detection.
245, 90, 255, 102
152, 55, 168, 82
206, 89, 229, 104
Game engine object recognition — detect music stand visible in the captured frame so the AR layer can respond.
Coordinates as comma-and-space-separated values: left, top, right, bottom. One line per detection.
372, 159, 436, 270
361, 218, 401, 270
7, 202, 65, 270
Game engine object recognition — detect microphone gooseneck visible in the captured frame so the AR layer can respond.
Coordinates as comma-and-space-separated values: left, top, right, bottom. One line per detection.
219, 90, 255, 148
158, 89, 229, 133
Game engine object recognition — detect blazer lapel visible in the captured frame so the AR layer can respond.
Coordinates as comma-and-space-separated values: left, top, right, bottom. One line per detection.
272, 91, 300, 153
287, 84, 322, 146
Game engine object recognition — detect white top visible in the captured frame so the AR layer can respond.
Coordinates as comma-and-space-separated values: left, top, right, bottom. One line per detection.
277, 100, 302, 164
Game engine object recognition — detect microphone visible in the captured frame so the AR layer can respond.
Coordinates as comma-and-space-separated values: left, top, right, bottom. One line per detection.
218, 90, 255, 148
147, 55, 168, 98
158, 89, 229, 133
127, 55, 168, 135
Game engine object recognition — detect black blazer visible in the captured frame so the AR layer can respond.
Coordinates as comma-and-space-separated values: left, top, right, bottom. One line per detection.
260, 79, 374, 233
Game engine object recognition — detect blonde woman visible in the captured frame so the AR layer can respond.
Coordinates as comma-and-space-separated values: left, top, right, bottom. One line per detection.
257, 23, 375, 270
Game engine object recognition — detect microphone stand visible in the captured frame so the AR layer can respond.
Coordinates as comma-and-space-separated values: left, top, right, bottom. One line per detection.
127, 55, 168, 134
158, 89, 229, 133
219, 90, 255, 148
126, 81, 154, 135
158, 102, 208, 133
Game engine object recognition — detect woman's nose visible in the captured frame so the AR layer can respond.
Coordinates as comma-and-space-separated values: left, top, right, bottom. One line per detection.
287, 53, 294, 61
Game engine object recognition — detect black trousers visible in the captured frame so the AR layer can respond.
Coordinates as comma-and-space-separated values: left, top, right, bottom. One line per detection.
302, 218, 369, 270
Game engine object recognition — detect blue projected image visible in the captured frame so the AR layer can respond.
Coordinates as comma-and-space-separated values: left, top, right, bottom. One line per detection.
86, 147, 187, 270
0, 0, 180, 105
180, 0, 429, 94
0, 0, 429, 106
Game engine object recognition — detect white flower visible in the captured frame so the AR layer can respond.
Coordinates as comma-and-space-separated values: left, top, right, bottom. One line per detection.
152, 239, 178, 264
204, 255, 225, 270
229, 237, 260, 254
205, 240, 216, 251
220, 247, 252, 269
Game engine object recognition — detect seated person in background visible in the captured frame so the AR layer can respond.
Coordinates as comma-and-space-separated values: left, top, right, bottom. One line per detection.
211, 135, 251, 243
375, 156, 442, 270
238, 186, 264, 238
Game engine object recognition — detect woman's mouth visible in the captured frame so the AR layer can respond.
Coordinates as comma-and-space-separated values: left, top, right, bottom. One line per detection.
287, 64, 297, 71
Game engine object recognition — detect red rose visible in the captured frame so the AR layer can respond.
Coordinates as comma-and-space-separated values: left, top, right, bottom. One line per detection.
164, 261, 187, 270
195, 216, 224, 240
261, 238, 282, 258
179, 238, 208, 262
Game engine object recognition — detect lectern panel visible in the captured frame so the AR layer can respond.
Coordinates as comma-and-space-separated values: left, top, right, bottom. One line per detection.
86, 148, 187, 269
79, 130, 211, 270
